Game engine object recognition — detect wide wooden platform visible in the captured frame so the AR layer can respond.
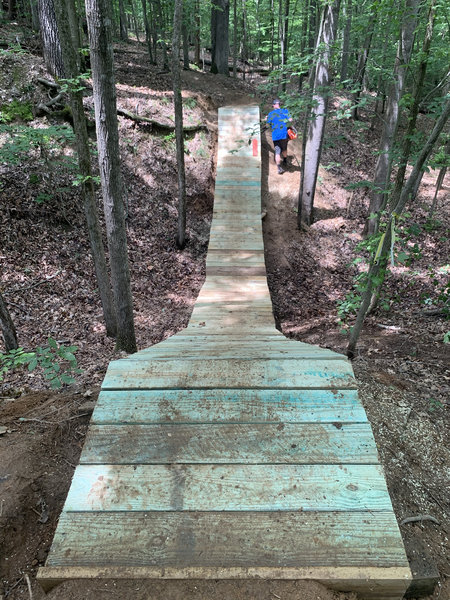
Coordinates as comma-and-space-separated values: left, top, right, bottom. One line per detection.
38, 106, 411, 598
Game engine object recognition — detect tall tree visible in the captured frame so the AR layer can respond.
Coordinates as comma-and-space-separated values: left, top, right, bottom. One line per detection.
37, 0, 64, 77
366, 0, 420, 235
85, 0, 137, 353
119, 0, 129, 41
0, 292, 18, 352
211, 0, 230, 75
141, 0, 155, 64
172, 0, 187, 248
340, 0, 352, 84
347, 93, 450, 357
351, 10, 376, 119
298, 0, 340, 227
54, 0, 117, 337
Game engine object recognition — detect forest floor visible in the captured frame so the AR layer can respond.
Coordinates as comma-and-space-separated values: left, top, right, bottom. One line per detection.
1, 29, 449, 600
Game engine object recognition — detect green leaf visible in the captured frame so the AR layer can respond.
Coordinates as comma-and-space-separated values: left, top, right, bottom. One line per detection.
48, 337, 58, 349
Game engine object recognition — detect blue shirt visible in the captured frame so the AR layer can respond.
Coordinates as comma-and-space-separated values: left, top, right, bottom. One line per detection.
267, 108, 290, 141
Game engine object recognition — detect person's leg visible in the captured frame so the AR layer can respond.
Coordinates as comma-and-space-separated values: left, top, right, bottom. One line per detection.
281, 139, 288, 163
274, 142, 284, 173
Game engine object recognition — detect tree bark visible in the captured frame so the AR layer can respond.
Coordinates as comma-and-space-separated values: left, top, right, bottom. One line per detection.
119, 0, 129, 41
428, 138, 449, 218
141, 0, 155, 64
340, 0, 352, 84
30, 0, 40, 30
37, 0, 65, 77
366, 0, 420, 236
85, 0, 137, 353
210, 0, 229, 75
194, 0, 200, 66
298, 0, 340, 227
172, 0, 187, 249
182, 18, 190, 69
0, 292, 18, 352
347, 94, 450, 358
54, 0, 117, 338
351, 11, 376, 119
129, 0, 140, 42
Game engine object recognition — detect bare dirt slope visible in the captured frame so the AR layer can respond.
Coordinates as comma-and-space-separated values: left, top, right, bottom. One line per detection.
1, 36, 449, 600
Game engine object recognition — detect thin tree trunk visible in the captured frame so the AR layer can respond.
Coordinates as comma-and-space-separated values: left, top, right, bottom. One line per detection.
30, 0, 39, 30
340, 0, 352, 84
154, 0, 168, 70
182, 19, 189, 69
428, 165, 447, 218
0, 292, 18, 352
194, 0, 200, 66
366, 0, 420, 236
390, 0, 435, 208
54, 0, 117, 337
37, 0, 65, 77
172, 0, 187, 249
119, 0, 129, 41
129, 0, 140, 42
141, 0, 154, 64
347, 94, 450, 358
298, 0, 340, 227
85, 0, 137, 353
233, 0, 237, 77
352, 11, 376, 119
241, 0, 247, 80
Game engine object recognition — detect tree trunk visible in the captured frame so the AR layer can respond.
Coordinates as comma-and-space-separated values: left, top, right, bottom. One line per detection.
172, 0, 187, 249
85, 0, 137, 354
428, 138, 449, 218
210, 0, 229, 75
366, 0, 420, 236
390, 0, 435, 207
347, 94, 450, 358
119, 0, 129, 41
0, 292, 18, 352
37, 0, 65, 77
54, 0, 117, 338
233, 0, 237, 77
241, 0, 247, 80
30, 0, 40, 30
340, 0, 352, 84
141, 0, 154, 64
194, 0, 200, 66
298, 0, 340, 227
351, 11, 376, 119
129, 0, 140, 42
153, 0, 168, 70
182, 18, 190, 69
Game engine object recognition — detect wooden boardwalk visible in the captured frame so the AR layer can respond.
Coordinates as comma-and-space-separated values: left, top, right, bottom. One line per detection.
38, 106, 411, 599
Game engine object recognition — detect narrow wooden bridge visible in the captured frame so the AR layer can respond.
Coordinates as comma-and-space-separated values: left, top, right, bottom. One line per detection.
38, 105, 411, 598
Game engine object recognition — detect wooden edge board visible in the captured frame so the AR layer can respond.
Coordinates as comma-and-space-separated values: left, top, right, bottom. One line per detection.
37, 566, 412, 598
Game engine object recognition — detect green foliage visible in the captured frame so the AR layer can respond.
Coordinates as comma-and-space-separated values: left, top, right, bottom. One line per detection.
58, 72, 92, 94
0, 123, 75, 166
0, 338, 82, 388
0, 100, 33, 123
444, 332, 450, 344
72, 174, 101, 187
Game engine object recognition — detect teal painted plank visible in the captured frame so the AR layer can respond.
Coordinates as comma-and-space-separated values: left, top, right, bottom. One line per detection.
102, 358, 356, 390
64, 464, 393, 512
92, 388, 366, 424
79, 423, 377, 464
45, 511, 409, 568
215, 181, 261, 187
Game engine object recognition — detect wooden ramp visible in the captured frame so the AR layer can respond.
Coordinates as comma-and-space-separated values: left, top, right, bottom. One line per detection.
38, 106, 411, 599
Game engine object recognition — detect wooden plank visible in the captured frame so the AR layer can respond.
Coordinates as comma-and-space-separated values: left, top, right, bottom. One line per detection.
43, 512, 410, 569
134, 338, 345, 360
102, 358, 357, 390
198, 276, 271, 297
92, 388, 367, 424
208, 236, 264, 251
79, 423, 378, 464
205, 266, 267, 276
64, 464, 393, 512
37, 566, 411, 600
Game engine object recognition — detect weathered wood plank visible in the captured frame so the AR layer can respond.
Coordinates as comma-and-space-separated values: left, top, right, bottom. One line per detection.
44, 512, 409, 569
79, 423, 378, 464
64, 464, 393, 512
134, 339, 346, 360
102, 358, 356, 390
92, 388, 366, 424
37, 566, 411, 600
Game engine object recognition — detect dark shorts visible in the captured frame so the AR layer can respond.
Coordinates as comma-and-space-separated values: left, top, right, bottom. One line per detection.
273, 138, 288, 154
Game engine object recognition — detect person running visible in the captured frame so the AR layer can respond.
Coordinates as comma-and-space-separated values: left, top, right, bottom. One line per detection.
266, 98, 292, 174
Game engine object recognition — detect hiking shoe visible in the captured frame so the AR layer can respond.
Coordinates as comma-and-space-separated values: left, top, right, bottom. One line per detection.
277, 166, 284, 174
